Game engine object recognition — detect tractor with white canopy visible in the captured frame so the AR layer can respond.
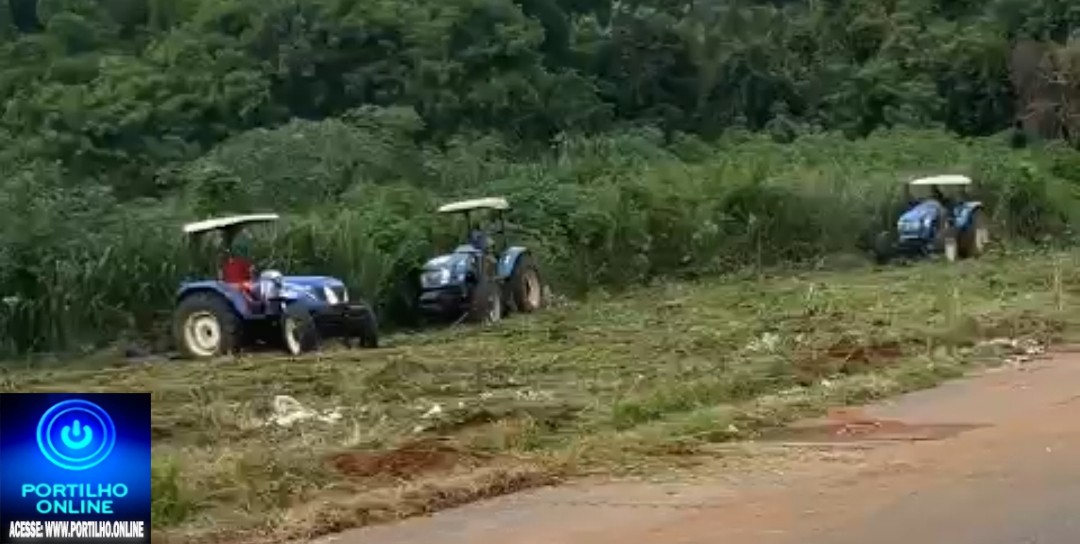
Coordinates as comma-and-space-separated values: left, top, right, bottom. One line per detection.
416, 197, 544, 324
873, 175, 989, 264
173, 213, 378, 359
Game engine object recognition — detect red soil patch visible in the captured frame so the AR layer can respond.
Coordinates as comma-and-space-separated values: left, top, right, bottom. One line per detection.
759, 408, 986, 443
825, 338, 904, 363
792, 338, 907, 383
765, 419, 984, 443
328, 440, 484, 480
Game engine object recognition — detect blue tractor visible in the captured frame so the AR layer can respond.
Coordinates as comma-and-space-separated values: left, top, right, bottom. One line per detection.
172, 214, 379, 359
873, 175, 990, 264
416, 197, 544, 324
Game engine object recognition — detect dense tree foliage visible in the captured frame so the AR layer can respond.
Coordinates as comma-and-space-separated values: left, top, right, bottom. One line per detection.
4, 0, 1080, 186
3, 0, 1080, 355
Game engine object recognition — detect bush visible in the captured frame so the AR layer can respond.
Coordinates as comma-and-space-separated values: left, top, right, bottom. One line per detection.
1, 126, 1078, 356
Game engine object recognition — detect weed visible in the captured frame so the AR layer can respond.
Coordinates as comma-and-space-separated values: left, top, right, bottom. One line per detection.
2, 250, 1075, 542
150, 457, 200, 528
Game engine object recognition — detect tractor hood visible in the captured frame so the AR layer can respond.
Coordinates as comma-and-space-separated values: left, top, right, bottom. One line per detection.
422, 246, 479, 269
419, 246, 478, 289
897, 200, 942, 238
281, 275, 344, 289
279, 275, 349, 304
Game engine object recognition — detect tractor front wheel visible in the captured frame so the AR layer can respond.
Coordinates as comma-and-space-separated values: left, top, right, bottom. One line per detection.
467, 281, 502, 325
509, 254, 543, 313
353, 306, 379, 348
281, 304, 319, 356
173, 293, 242, 360
873, 231, 893, 265
943, 227, 959, 263
959, 209, 989, 259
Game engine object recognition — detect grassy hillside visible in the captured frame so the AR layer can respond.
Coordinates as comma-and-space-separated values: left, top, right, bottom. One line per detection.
4, 249, 1078, 541
3, 128, 1080, 356
4, 0, 1080, 356
5, 0, 1080, 537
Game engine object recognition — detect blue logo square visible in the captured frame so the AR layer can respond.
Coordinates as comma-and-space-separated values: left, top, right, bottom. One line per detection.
1, 393, 151, 543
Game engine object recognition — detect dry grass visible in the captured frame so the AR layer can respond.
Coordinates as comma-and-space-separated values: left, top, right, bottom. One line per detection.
4, 249, 1080, 542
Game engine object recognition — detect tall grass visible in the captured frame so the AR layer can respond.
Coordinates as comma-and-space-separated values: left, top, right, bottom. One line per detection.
1, 125, 1078, 356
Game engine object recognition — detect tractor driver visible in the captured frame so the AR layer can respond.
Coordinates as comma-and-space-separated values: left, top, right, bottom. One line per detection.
468, 228, 490, 252
221, 231, 256, 288
467, 222, 498, 277
930, 184, 944, 204
930, 184, 956, 212
929, 184, 957, 230
467, 216, 499, 253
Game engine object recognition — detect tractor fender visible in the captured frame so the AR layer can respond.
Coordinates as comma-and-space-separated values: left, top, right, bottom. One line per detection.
953, 201, 984, 230
176, 281, 251, 318
497, 246, 530, 280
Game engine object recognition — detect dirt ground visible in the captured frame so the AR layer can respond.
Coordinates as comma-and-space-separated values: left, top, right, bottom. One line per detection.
309, 347, 1080, 544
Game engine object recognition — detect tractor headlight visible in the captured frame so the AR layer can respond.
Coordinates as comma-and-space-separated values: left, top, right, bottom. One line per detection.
421, 268, 451, 289
323, 285, 340, 305
451, 258, 471, 282
898, 219, 920, 233
259, 270, 284, 299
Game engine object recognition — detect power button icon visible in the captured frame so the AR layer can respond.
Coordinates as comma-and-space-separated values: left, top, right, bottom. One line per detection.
36, 399, 116, 471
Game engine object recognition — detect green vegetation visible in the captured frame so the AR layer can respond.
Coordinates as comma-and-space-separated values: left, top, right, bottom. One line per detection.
3, 0, 1080, 353
3, 128, 1080, 355
4, 251, 1078, 541
6, 1, 1080, 538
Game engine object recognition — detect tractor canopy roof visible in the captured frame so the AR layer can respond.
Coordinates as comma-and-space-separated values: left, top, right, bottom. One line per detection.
182, 213, 280, 235
437, 197, 510, 214
907, 174, 972, 186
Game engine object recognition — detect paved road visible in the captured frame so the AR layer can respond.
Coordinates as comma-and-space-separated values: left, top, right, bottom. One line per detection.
315, 350, 1080, 544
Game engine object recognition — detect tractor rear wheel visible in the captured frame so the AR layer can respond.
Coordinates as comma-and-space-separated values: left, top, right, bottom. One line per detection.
174, 293, 242, 360
959, 209, 989, 259
467, 280, 502, 325
354, 306, 379, 348
509, 254, 543, 313
281, 304, 319, 356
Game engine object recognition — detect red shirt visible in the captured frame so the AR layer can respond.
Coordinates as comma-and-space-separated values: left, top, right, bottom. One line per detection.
222, 257, 253, 284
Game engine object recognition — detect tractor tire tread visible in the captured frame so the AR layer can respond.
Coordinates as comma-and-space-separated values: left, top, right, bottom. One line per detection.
467, 281, 500, 324
509, 254, 543, 313
282, 304, 320, 355
958, 209, 986, 259
173, 292, 242, 359
356, 306, 379, 348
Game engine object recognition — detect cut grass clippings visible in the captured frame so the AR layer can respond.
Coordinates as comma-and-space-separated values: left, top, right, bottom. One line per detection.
4, 249, 1080, 543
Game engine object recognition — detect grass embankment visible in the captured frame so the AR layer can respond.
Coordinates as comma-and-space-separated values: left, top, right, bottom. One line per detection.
2, 250, 1079, 542
5, 128, 1080, 356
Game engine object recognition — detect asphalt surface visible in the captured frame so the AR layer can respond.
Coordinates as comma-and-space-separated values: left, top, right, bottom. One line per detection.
313, 348, 1080, 544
